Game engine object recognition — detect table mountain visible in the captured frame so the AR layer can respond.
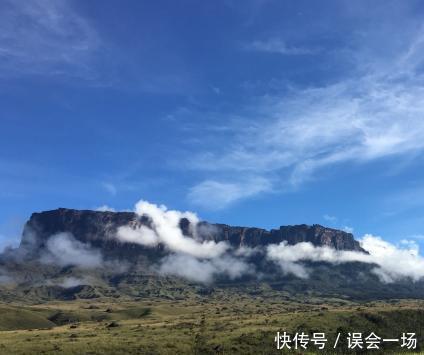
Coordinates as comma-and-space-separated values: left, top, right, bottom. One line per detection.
19, 208, 365, 256
2, 208, 422, 303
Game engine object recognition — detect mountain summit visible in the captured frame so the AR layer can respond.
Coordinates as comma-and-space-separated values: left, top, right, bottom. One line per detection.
20, 208, 364, 255
0, 207, 422, 302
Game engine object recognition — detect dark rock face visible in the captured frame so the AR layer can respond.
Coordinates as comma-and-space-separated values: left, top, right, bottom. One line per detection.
211, 223, 364, 251
20, 208, 138, 251
20, 208, 365, 255
7, 208, 424, 303
19, 208, 165, 262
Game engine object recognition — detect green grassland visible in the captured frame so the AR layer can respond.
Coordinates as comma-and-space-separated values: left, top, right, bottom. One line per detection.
0, 295, 423, 354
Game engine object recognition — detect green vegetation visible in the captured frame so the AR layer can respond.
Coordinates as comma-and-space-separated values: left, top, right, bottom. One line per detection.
0, 296, 423, 354
0, 305, 55, 331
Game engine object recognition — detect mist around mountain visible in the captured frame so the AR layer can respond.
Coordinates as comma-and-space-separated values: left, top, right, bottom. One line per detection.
1, 200, 424, 303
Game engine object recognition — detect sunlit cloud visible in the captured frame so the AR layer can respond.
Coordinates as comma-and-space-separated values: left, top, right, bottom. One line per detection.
267, 234, 424, 282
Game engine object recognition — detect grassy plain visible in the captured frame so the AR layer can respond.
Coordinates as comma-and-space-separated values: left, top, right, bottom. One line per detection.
0, 295, 423, 354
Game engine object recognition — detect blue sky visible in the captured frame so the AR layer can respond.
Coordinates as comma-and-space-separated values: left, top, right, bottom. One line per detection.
1, 0, 424, 252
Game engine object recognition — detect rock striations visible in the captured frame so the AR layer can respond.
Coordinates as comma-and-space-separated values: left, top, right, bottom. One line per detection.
20, 208, 365, 255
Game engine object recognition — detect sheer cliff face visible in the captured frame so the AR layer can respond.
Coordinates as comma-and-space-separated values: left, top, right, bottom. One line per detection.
20, 208, 138, 251
19, 208, 365, 255
205, 223, 364, 251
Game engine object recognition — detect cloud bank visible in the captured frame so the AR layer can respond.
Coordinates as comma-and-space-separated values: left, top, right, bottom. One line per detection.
41, 232, 103, 268
113, 199, 424, 284
58, 276, 92, 288
267, 235, 424, 282
116, 200, 252, 283
158, 254, 251, 284
10, 199, 420, 285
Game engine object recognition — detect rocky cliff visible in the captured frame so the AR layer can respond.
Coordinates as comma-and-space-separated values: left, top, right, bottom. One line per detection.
19, 208, 365, 255
5, 208, 424, 302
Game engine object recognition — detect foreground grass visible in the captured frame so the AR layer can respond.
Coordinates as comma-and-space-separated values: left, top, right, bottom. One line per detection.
0, 297, 423, 354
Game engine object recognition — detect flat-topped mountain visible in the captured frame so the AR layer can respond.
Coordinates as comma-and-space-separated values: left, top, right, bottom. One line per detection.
20, 208, 364, 255
0, 207, 422, 302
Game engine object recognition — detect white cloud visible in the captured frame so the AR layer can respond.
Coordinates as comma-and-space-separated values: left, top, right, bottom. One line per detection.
0, 234, 20, 253
323, 214, 337, 223
246, 39, 315, 55
116, 200, 228, 258
58, 276, 91, 288
158, 253, 251, 284
200, 77, 424, 180
267, 234, 424, 282
382, 186, 424, 217
409, 235, 424, 240
41, 232, 103, 268
102, 183, 117, 196
114, 199, 253, 283
0, 0, 99, 77
187, 177, 272, 209
33, 198, 424, 285
187, 28, 424, 207
159, 254, 217, 283
117, 225, 159, 247
342, 226, 354, 233
95, 205, 116, 212
360, 235, 424, 282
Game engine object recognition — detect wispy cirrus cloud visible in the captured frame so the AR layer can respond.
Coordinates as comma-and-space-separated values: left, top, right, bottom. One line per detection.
411, 235, 424, 240
382, 185, 424, 217
186, 27, 424, 209
102, 182, 117, 196
245, 38, 315, 55
0, 0, 99, 77
323, 214, 337, 223
187, 177, 272, 209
